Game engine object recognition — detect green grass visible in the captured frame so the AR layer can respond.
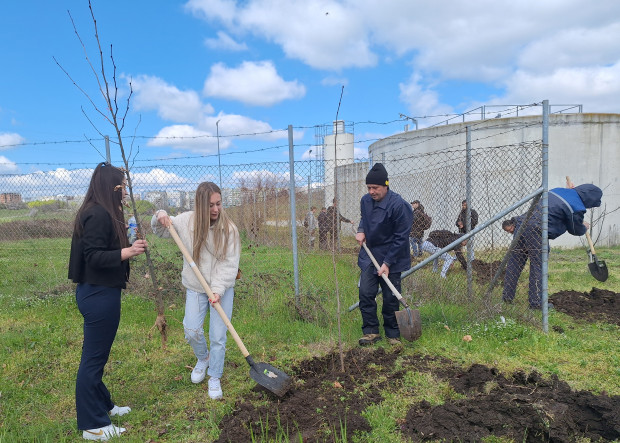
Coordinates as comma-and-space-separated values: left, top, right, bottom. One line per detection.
0, 237, 618, 442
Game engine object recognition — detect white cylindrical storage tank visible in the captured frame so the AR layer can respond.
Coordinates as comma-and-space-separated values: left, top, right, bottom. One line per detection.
323, 120, 354, 207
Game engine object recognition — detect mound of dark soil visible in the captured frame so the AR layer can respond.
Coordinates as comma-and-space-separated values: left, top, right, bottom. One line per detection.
402, 363, 620, 442
217, 348, 620, 442
550, 288, 620, 326
471, 259, 505, 284
216, 347, 401, 442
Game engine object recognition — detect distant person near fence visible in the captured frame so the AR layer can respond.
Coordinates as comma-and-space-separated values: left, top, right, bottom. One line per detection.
421, 230, 468, 278
326, 198, 354, 251
304, 206, 318, 249
409, 200, 432, 259
317, 207, 328, 250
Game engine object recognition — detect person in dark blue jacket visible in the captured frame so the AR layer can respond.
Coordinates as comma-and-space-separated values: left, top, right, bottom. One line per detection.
502, 183, 602, 309
355, 163, 413, 345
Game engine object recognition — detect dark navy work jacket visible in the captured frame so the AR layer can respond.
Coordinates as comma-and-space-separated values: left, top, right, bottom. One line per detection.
516, 184, 602, 240
357, 189, 413, 273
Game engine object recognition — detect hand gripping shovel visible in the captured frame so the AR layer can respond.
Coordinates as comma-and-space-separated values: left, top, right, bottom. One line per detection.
167, 224, 292, 397
585, 230, 609, 282
361, 242, 422, 341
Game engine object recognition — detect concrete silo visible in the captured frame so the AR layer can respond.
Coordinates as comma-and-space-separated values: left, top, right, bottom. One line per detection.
322, 120, 355, 207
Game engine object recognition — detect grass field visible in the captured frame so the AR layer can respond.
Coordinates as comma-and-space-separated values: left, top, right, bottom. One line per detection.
0, 235, 618, 442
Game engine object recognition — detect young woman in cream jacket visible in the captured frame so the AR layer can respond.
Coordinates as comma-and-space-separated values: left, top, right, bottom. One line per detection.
152, 182, 240, 399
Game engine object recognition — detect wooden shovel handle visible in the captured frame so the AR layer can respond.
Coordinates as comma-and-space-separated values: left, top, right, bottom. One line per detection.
167, 223, 250, 358
361, 241, 409, 308
585, 230, 596, 255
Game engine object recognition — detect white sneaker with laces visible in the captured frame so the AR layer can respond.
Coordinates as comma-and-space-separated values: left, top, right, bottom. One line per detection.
82, 424, 126, 441
191, 358, 209, 384
208, 377, 223, 400
109, 405, 131, 417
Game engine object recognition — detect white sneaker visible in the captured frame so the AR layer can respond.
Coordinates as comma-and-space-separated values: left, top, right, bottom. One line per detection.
83, 424, 126, 441
208, 377, 223, 400
109, 405, 131, 416
191, 358, 209, 384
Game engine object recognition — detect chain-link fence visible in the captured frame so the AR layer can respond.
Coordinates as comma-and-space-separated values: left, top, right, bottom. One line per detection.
1, 123, 550, 327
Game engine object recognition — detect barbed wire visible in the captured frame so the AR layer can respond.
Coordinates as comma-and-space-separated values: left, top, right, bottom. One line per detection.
2, 107, 596, 168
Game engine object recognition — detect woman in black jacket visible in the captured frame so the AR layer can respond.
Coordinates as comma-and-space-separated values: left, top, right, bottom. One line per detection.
68, 163, 147, 441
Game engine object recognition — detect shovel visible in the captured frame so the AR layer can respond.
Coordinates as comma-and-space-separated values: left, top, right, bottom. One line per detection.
167, 224, 292, 397
361, 242, 422, 341
585, 230, 609, 282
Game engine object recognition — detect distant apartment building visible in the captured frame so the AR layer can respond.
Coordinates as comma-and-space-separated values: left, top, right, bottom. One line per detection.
144, 191, 167, 209
222, 188, 242, 207
0, 192, 22, 205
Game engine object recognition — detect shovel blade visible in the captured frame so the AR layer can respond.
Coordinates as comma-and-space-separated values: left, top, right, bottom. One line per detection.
247, 357, 293, 397
588, 259, 609, 282
395, 308, 422, 341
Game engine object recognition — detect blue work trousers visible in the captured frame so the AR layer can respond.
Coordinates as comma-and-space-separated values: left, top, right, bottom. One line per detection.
358, 265, 401, 339
503, 229, 545, 308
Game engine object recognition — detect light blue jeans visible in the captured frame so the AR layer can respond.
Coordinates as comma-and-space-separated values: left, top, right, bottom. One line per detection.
421, 241, 455, 278
183, 287, 234, 379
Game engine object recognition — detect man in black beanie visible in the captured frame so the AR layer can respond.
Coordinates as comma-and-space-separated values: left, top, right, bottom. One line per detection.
355, 163, 413, 345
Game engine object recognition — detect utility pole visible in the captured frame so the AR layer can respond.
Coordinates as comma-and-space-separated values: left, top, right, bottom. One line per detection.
216, 120, 222, 187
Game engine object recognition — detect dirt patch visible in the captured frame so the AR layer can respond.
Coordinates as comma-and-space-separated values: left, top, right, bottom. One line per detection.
402, 363, 620, 442
550, 288, 620, 326
471, 259, 505, 284
217, 348, 620, 442
216, 347, 401, 442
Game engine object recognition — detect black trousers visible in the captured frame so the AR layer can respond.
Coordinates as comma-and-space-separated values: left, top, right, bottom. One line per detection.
358, 265, 401, 339
75, 283, 121, 430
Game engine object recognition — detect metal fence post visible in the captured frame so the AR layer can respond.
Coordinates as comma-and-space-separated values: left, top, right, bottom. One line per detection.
465, 126, 473, 299
541, 100, 550, 332
288, 125, 300, 303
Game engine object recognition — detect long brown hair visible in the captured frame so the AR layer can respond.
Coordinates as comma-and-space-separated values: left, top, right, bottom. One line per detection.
192, 182, 238, 263
73, 162, 128, 248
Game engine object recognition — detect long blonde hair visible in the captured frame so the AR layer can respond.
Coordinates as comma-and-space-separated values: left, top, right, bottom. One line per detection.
192, 182, 237, 263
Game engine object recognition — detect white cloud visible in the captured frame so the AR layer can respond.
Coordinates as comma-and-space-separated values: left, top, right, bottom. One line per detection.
204, 31, 248, 51
131, 75, 213, 123
518, 23, 620, 73
353, 147, 367, 160
230, 169, 291, 187
0, 132, 25, 151
203, 61, 306, 106
399, 73, 454, 124
0, 156, 18, 173
498, 63, 620, 113
185, 0, 620, 91
185, 0, 377, 70
321, 76, 348, 87
131, 168, 191, 187
147, 124, 219, 153
201, 114, 288, 140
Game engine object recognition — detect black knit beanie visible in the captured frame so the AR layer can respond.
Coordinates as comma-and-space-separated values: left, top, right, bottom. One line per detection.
366, 163, 389, 186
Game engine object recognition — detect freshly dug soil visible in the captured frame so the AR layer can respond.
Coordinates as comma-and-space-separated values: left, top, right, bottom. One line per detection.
550, 287, 620, 326
401, 363, 620, 442
471, 259, 505, 284
217, 348, 620, 442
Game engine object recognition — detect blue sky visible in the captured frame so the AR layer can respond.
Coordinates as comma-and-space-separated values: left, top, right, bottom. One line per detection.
1, 0, 620, 177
